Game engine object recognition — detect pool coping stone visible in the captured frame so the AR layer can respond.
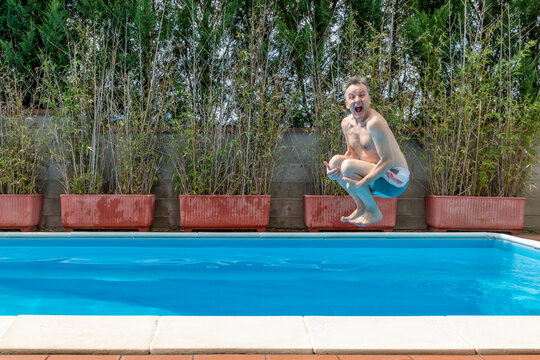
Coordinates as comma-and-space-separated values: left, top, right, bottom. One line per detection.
1, 232, 538, 253
0, 316, 158, 354
447, 316, 540, 354
151, 317, 313, 354
0, 316, 538, 355
0, 318, 15, 340
304, 316, 476, 355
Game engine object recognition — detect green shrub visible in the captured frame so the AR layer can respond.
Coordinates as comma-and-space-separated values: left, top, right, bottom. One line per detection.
0, 61, 43, 194
41, 12, 168, 195
418, 6, 540, 197
171, 3, 294, 195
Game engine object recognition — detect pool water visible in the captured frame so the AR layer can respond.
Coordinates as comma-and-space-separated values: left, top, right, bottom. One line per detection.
0, 235, 539, 316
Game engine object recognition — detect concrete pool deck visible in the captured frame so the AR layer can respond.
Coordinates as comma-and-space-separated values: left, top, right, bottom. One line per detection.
0, 232, 539, 356
0, 315, 539, 355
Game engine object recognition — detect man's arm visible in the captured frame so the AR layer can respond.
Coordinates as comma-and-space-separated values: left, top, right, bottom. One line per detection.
341, 117, 356, 157
325, 117, 354, 180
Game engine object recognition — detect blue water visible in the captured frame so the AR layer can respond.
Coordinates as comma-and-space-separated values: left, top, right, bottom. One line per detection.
0, 236, 539, 316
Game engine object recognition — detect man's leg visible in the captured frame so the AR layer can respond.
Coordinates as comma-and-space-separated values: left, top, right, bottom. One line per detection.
327, 156, 376, 223
340, 158, 382, 226
327, 155, 365, 219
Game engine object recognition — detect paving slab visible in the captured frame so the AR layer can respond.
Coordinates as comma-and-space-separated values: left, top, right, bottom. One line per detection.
121, 355, 193, 360
0, 318, 15, 339
448, 316, 540, 354
47, 356, 121, 360
0, 316, 158, 354
409, 356, 484, 360
0, 356, 49, 360
151, 317, 313, 354
304, 317, 475, 354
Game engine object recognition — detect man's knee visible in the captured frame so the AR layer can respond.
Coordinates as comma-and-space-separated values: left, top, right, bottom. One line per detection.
328, 155, 345, 169
341, 159, 358, 177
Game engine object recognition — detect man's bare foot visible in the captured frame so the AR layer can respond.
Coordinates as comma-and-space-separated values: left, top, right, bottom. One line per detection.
341, 207, 365, 223
349, 209, 382, 226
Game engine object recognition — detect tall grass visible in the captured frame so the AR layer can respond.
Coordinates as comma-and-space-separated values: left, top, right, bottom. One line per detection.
41, 19, 170, 194
104, 12, 172, 194
6, 0, 536, 199
420, 4, 539, 197
41, 23, 107, 194
0, 59, 43, 194
171, 2, 295, 195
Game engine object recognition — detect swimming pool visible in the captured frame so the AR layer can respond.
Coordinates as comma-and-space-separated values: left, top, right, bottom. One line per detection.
0, 232, 538, 316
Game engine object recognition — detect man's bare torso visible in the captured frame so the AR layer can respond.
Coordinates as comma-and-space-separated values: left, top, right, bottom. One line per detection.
341, 110, 408, 169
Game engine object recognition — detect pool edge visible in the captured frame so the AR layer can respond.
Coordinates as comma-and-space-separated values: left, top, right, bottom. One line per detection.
0, 315, 538, 355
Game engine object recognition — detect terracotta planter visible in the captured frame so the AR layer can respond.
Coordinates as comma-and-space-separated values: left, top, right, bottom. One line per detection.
180, 195, 271, 232
303, 195, 397, 232
0, 194, 43, 231
60, 194, 155, 232
425, 195, 526, 235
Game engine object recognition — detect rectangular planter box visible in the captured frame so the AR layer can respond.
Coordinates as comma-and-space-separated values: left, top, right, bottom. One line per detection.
0, 194, 43, 231
180, 195, 271, 232
425, 195, 526, 235
60, 194, 155, 232
303, 195, 397, 232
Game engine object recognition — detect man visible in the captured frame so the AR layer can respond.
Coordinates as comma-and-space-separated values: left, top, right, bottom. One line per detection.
324, 77, 409, 226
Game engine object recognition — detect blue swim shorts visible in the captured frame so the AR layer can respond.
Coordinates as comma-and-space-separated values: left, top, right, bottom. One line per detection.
369, 167, 410, 198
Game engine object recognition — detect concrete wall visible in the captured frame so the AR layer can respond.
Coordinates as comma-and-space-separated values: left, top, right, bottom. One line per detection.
523, 143, 540, 230
38, 130, 540, 232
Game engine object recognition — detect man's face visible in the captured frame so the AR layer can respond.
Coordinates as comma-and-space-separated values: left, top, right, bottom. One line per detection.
345, 84, 371, 121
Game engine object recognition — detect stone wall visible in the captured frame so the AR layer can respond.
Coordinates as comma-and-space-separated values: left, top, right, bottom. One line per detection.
38, 130, 540, 232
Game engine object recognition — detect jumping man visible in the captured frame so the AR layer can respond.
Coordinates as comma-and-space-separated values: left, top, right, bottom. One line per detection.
324, 76, 409, 226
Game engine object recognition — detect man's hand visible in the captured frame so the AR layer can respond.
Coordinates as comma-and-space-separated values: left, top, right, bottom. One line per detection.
324, 161, 342, 181
343, 176, 367, 192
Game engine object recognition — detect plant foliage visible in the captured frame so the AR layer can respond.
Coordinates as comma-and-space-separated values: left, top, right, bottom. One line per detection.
41, 4, 169, 195
0, 59, 43, 194
171, 1, 294, 195
416, 2, 540, 197
0, 0, 538, 198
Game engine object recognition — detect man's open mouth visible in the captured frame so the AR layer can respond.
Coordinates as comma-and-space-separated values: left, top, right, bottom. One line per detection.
355, 106, 363, 113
